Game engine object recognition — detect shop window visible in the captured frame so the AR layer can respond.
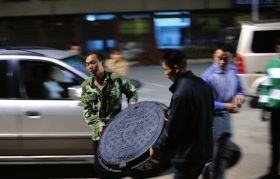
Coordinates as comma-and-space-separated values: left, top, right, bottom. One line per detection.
154, 17, 190, 49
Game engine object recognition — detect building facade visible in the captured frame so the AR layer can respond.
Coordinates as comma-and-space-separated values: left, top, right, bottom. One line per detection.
0, 0, 279, 59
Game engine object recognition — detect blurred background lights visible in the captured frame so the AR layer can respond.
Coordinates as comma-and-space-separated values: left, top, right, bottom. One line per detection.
85, 14, 116, 21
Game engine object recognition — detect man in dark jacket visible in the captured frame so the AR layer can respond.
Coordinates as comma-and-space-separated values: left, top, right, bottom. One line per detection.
150, 49, 214, 179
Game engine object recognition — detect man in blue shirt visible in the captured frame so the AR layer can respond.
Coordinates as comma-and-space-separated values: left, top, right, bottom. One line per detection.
201, 49, 245, 179
201, 48, 238, 81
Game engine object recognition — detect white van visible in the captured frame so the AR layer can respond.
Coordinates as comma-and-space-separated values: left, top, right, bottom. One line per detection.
235, 20, 280, 106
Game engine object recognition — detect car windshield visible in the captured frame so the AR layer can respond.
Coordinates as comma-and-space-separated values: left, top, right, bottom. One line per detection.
61, 55, 89, 76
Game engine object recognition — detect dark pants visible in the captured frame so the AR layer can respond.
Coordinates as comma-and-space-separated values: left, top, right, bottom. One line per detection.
269, 108, 280, 175
172, 162, 206, 179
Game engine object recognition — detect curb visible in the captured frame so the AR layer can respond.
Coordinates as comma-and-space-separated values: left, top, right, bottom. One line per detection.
187, 58, 212, 64
128, 58, 213, 66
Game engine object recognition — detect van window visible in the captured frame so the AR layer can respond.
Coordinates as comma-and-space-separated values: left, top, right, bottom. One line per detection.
252, 30, 280, 53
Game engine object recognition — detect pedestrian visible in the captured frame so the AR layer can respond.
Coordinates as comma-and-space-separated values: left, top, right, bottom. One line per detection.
81, 52, 138, 178
149, 49, 214, 179
43, 66, 64, 99
258, 40, 280, 179
201, 49, 246, 179
201, 48, 236, 80
68, 41, 82, 55
104, 49, 129, 77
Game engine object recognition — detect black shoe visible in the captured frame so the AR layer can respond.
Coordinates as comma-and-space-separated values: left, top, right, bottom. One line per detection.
259, 173, 280, 179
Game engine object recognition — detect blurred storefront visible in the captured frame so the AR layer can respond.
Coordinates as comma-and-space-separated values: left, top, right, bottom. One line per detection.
0, 0, 279, 60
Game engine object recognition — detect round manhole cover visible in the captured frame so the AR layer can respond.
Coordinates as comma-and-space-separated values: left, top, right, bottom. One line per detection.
98, 101, 167, 171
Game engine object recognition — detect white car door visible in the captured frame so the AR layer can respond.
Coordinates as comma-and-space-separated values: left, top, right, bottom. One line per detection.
17, 59, 92, 157
0, 60, 20, 157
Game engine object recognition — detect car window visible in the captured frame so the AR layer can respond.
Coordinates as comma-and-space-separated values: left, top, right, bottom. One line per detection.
62, 55, 89, 75
252, 30, 280, 53
0, 60, 10, 98
19, 60, 84, 99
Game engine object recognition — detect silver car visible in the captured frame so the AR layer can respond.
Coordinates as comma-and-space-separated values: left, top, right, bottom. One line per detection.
0, 47, 93, 164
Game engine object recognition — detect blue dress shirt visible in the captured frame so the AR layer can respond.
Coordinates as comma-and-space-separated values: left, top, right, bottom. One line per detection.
201, 63, 245, 110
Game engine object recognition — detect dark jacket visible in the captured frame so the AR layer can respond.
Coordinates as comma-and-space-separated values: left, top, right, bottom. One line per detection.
154, 71, 214, 165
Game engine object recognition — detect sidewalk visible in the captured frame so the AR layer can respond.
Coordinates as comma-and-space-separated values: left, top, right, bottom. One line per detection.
128, 58, 213, 67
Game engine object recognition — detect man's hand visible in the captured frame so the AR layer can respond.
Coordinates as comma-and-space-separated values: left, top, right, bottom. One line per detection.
128, 101, 136, 107
225, 103, 239, 113
99, 126, 104, 136
234, 94, 245, 105
149, 148, 155, 157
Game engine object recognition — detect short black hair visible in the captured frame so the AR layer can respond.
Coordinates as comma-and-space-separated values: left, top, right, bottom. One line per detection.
86, 51, 105, 61
160, 48, 187, 69
220, 44, 235, 55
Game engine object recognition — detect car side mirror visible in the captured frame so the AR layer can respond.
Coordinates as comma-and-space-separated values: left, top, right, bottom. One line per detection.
68, 86, 82, 100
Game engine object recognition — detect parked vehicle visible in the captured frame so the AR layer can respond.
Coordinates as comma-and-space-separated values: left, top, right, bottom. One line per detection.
0, 47, 92, 164
235, 20, 280, 107
0, 46, 170, 166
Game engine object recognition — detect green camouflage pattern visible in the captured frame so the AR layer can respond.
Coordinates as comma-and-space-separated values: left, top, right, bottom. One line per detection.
81, 71, 138, 140
258, 57, 280, 108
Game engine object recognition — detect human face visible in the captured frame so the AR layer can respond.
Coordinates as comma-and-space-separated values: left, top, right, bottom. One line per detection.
85, 54, 104, 77
161, 62, 177, 82
213, 49, 224, 63
110, 52, 122, 60
217, 52, 229, 71
69, 45, 81, 54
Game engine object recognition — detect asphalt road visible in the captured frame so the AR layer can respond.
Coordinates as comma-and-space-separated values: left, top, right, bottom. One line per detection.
147, 101, 269, 179
0, 63, 271, 179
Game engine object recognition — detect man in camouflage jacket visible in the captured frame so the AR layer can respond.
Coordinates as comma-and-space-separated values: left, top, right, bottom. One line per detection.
81, 52, 138, 155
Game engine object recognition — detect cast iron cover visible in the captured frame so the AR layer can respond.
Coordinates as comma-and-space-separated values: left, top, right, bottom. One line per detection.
98, 101, 166, 170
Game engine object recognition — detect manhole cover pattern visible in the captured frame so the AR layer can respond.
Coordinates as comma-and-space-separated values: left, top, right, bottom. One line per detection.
99, 101, 166, 166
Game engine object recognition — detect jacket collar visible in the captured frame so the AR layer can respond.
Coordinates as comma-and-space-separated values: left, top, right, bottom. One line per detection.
169, 70, 194, 93
89, 71, 111, 87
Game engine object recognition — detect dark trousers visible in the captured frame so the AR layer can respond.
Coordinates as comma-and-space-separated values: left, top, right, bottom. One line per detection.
172, 162, 206, 179
269, 108, 280, 175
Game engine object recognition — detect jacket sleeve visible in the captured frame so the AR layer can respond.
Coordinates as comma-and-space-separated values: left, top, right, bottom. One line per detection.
153, 91, 192, 154
119, 77, 138, 105
258, 72, 271, 108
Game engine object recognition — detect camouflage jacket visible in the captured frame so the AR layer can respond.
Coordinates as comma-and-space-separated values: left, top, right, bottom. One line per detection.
81, 71, 138, 141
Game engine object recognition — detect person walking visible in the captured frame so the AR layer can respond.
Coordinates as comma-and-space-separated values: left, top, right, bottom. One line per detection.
68, 41, 82, 55
201, 48, 237, 80
201, 50, 246, 179
81, 52, 138, 178
149, 49, 214, 179
258, 40, 280, 179
105, 49, 129, 77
